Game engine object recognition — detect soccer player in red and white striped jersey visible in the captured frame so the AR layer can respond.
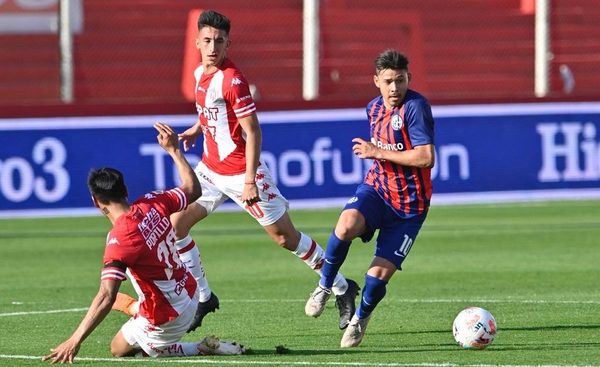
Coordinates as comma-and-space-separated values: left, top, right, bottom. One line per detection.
170, 10, 359, 331
43, 124, 244, 364
305, 50, 435, 348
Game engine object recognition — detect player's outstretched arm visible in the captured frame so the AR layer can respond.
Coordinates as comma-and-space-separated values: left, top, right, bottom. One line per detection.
42, 279, 121, 364
154, 122, 201, 203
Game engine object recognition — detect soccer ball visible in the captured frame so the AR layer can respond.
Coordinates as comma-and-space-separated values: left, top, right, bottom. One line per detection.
452, 307, 497, 349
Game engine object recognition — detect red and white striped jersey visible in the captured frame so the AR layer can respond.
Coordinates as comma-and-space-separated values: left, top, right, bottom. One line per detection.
194, 58, 257, 175
101, 188, 197, 326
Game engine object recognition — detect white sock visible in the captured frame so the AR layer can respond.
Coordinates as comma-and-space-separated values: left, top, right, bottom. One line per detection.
293, 232, 348, 296
175, 235, 212, 302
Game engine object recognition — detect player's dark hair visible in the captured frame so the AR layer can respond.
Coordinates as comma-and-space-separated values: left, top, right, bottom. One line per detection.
375, 49, 409, 73
87, 167, 128, 204
198, 10, 231, 34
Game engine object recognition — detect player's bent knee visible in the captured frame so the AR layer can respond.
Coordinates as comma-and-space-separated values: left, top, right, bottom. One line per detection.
335, 210, 366, 241
110, 344, 126, 358
110, 332, 137, 358
111, 343, 137, 358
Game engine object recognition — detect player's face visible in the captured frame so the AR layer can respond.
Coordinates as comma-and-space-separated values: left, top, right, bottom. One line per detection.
374, 68, 411, 109
196, 26, 230, 71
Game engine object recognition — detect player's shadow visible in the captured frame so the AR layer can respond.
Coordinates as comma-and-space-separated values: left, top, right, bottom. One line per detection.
500, 323, 600, 332
378, 323, 600, 337
244, 337, 600, 356
245, 348, 363, 356
479, 341, 600, 352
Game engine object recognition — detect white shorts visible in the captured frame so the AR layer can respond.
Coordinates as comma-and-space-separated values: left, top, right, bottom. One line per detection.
194, 159, 289, 226
120, 298, 197, 358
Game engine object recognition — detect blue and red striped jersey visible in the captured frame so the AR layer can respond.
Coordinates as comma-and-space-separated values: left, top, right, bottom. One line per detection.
363, 89, 435, 218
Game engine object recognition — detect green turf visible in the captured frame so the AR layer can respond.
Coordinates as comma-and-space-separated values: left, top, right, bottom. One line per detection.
1, 200, 599, 366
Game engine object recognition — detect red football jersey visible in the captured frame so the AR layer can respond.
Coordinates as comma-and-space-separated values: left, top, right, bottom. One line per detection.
194, 58, 256, 175
101, 188, 197, 325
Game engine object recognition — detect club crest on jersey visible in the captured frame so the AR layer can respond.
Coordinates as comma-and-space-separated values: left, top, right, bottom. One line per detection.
391, 115, 403, 130
347, 196, 359, 204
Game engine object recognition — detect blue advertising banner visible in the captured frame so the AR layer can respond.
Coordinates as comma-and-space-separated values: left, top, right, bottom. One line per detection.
1, 102, 600, 218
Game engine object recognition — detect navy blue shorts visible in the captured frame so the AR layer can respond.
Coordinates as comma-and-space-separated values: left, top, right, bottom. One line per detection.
343, 184, 428, 269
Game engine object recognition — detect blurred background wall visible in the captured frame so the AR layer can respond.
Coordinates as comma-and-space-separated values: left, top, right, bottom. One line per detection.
1, 0, 598, 117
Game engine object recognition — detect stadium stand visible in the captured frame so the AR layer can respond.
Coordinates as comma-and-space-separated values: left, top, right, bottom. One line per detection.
0, 0, 598, 111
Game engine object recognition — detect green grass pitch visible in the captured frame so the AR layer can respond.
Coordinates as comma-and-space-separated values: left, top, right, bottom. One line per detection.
1, 200, 599, 366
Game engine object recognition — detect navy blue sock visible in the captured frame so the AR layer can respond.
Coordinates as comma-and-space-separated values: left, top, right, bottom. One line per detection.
319, 232, 351, 289
356, 274, 388, 319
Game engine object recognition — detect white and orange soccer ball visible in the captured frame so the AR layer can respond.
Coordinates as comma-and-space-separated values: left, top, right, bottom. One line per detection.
452, 307, 497, 349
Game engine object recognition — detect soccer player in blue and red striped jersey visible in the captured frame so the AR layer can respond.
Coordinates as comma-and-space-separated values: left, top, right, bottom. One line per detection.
305, 49, 435, 348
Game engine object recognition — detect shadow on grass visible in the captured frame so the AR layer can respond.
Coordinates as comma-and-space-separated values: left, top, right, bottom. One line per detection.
243, 348, 362, 356
243, 342, 600, 356
500, 323, 600, 332
379, 323, 600, 337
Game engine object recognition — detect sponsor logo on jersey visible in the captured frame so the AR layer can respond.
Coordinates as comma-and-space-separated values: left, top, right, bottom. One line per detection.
374, 140, 405, 151
391, 115, 403, 130
235, 95, 252, 104
107, 237, 119, 246
347, 196, 359, 204
231, 77, 244, 86
138, 207, 170, 250
199, 106, 219, 121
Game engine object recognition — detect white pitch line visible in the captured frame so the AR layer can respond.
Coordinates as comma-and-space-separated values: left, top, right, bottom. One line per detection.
2, 298, 599, 318
0, 307, 88, 317
0, 355, 597, 367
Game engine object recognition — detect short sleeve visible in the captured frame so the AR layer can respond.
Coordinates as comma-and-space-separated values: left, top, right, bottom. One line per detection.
405, 98, 435, 146
101, 232, 136, 281
224, 72, 256, 119
160, 188, 188, 213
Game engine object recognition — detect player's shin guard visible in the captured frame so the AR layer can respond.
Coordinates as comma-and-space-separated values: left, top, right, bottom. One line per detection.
293, 232, 348, 295
175, 235, 212, 302
356, 274, 388, 319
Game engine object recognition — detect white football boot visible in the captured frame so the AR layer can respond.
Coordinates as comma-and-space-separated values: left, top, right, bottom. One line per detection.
305, 285, 332, 317
197, 335, 246, 355
340, 314, 371, 348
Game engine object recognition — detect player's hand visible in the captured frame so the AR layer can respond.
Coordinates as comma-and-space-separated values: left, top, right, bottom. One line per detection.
352, 138, 381, 160
178, 124, 201, 152
42, 338, 80, 364
241, 182, 260, 206
154, 122, 179, 153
